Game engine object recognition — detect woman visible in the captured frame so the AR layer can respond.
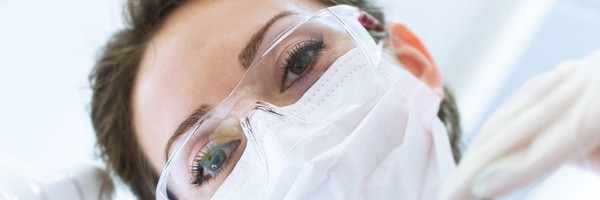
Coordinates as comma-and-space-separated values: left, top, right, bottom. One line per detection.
90, 0, 462, 199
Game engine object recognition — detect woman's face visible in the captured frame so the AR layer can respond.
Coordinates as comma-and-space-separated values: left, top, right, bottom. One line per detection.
132, 0, 326, 195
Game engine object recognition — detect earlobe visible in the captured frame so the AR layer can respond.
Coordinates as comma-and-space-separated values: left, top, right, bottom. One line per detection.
387, 23, 444, 98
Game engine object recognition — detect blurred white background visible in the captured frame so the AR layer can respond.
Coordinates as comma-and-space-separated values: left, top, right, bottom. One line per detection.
1, 0, 599, 198
0, 1, 123, 175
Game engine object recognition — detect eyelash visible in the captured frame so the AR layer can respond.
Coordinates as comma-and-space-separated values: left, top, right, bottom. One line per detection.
187, 36, 326, 188
190, 142, 235, 187
281, 35, 325, 91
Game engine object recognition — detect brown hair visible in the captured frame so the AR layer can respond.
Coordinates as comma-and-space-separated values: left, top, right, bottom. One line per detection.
89, 0, 462, 199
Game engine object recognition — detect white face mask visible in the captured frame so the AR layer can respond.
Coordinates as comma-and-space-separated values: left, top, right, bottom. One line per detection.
156, 5, 455, 199
211, 47, 456, 200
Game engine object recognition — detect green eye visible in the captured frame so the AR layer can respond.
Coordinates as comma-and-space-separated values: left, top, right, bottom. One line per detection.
191, 140, 241, 186
202, 148, 227, 172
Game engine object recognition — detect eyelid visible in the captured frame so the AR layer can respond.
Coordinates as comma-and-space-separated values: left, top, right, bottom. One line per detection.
189, 118, 243, 186
250, 16, 300, 64
275, 34, 325, 69
190, 139, 241, 187
278, 34, 325, 91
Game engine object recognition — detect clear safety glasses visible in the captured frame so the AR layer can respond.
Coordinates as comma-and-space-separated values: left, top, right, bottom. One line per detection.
156, 5, 386, 199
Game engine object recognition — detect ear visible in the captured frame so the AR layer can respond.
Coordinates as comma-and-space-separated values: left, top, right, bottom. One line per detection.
387, 23, 444, 98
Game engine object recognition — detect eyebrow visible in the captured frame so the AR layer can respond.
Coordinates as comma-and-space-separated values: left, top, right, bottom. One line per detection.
164, 11, 294, 161
164, 104, 212, 161
238, 11, 294, 69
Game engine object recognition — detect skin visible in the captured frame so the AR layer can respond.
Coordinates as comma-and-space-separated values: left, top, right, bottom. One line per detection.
132, 0, 443, 197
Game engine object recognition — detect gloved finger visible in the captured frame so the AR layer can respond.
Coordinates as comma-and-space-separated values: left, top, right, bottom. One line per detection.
579, 75, 600, 143
463, 70, 584, 169
469, 63, 577, 150
472, 76, 600, 198
470, 61, 600, 198
469, 68, 585, 162
475, 69, 585, 162
443, 70, 585, 200
471, 114, 582, 198
577, 82, 600, 171
577, 52, 600, 172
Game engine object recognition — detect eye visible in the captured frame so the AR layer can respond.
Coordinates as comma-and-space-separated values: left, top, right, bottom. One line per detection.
281, 36, 325, 92
191, 139, 241, 186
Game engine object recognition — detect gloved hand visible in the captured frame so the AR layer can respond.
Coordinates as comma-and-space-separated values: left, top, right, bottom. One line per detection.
442, 51, 600, 200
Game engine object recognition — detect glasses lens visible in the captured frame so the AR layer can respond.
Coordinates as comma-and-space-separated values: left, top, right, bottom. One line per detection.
156, 5, 381, 199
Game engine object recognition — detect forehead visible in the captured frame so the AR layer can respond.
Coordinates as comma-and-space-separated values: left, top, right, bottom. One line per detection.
132, 0, 325, 172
